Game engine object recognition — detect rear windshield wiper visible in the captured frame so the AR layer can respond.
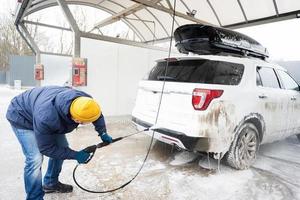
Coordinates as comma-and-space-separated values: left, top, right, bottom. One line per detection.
157, 75, 177, 81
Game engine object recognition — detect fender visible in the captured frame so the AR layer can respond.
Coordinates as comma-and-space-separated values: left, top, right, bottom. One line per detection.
233, 113, 266, 143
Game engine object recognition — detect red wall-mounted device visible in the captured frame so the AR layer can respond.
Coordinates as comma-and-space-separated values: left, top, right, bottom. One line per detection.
72, 57, 87, 87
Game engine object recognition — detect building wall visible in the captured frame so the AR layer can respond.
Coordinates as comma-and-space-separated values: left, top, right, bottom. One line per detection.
38, 38, 180, 116
41, 54, 72, 86
36, 47, 300, 117
0, 71, 6, 84
80, 37, 180, 116
8, 55, 35, 87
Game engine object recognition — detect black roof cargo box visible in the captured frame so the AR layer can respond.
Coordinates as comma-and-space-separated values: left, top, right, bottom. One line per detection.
174, 24, 269, 59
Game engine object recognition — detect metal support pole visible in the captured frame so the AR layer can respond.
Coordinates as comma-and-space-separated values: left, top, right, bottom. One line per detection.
36, 52, 41, 63
15, 24, 36, 55
56, 0, 81, 57
19, 23, 40, 54
23, 20, 72, 31
56, 0, 81, 86
74, 32, 81, 57
19, 23, 42, 87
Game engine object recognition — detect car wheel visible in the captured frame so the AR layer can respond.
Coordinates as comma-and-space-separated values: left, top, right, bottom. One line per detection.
225, 123, 260, 170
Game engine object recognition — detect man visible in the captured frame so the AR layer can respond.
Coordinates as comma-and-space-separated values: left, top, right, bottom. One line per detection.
6, 86, 113, 200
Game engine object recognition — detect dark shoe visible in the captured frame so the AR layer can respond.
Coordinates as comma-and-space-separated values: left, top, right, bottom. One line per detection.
43, 181, 73, 193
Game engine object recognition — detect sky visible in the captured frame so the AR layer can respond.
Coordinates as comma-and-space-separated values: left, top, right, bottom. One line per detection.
1, 0, 300, 61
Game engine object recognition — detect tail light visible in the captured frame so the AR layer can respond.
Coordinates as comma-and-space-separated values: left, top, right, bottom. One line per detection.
192, 88, 223, 110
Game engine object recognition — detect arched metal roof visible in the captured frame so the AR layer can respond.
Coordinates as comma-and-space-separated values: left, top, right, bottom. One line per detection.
17, 0, 300, 42
14, 0, 300, 57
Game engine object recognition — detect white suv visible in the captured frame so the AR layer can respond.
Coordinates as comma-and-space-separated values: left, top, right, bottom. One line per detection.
132, 24, 300, 169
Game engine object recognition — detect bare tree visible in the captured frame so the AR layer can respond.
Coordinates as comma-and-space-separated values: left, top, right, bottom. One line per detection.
74, 6, 87, 32
57, 20, 72, 55
0, 13, 53, 70
57, 6, 88, 55
0, 15, 33, 70
0, 4, 90, 67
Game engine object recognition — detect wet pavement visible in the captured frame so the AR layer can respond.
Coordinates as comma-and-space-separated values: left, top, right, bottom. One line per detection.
0, 86, 300, 200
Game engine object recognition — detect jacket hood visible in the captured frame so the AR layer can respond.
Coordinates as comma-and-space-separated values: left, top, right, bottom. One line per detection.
54, 87, 90, 124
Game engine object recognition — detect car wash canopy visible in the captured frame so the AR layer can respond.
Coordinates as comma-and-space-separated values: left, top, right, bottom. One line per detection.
14, 0, 300, 57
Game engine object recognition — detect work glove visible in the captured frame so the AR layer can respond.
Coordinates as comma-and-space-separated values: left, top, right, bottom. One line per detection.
100, 132, 113, 144
75, 150, 90, 164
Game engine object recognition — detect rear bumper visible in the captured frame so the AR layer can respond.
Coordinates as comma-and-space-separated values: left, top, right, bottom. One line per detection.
132, 117, 211, 152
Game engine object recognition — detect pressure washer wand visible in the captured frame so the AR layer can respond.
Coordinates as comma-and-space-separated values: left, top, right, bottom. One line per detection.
82, 128, 150, 164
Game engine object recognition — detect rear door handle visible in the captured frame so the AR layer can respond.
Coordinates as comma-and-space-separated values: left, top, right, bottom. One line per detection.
291, 97, 297, 101
259, 94, 267, 99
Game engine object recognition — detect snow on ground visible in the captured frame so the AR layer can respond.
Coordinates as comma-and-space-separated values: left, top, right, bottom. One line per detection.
0, 86, 300, 200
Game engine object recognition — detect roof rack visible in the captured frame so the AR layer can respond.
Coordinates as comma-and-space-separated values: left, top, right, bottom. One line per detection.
174, 24, 269, 60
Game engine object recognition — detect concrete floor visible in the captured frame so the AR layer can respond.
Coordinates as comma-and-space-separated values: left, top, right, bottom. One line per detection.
1, 86, 300, 200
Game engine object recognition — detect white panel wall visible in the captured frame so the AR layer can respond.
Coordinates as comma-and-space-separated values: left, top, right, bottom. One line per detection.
41, 54, 72, 86
80, 39, 119, 115
80, 37, 176, 116
40, 39, 180, 116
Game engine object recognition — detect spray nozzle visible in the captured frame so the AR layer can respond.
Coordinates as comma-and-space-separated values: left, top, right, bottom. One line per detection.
147, 124, 162, 131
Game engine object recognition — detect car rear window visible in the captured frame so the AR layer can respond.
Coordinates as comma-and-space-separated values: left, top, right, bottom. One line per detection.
147, 59, 244, 85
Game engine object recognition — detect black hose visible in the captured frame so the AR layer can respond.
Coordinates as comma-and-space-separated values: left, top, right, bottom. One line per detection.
72, 128, 154, 193
72, 0, 177, 194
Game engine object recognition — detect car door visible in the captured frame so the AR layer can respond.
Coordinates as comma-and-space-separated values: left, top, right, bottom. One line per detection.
256, 66, 290, 143
276, 69, 300, 136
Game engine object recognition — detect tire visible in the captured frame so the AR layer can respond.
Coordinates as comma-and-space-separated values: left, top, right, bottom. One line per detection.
225, 123, 260, 170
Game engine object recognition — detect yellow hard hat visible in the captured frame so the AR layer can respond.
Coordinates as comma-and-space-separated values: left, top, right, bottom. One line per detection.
70, 97, 101, 123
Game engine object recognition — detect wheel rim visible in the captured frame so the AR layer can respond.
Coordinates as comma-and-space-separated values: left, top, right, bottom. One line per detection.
237, 128, 257, 166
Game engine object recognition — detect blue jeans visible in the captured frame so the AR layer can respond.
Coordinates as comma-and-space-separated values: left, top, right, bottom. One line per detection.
12, 126, 69, 200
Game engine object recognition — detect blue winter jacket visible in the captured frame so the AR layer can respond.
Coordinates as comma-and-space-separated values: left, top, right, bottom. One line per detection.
6, 86, 107, 160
